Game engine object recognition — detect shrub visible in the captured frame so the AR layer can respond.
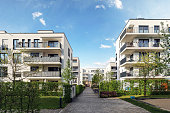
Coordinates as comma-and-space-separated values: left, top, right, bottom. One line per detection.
151, 91, 170, 95
76, 85, 85, 96
100, 91, 117, 98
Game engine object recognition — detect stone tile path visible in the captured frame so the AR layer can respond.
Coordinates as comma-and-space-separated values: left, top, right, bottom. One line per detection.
60, 87, 150, 113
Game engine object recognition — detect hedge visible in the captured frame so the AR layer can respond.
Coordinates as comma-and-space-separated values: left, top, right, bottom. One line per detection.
76, 85, 85, 96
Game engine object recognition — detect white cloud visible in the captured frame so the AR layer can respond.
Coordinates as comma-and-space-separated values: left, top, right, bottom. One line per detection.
39, 18, 46, 26
124, 20, 128, 24
108, 57, 115, 62
32, 11, 42, 19
105, 0, 123, 9
105, 38, 114, 41
114, 0, 123, 9
95, 4, 106, 9
100, 44, 112, 48
56, 25, 60, 29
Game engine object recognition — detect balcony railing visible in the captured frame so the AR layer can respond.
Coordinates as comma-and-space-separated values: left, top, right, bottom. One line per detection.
120, 42, 161, 53
24, 56, 61, 62
119, 27, 166, 40
23, 71, 61, 77
120, 57, 126, 65
15, 42, 61, 49
120, 72, 133, 77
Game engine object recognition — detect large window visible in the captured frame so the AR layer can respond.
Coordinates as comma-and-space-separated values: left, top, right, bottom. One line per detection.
139, 52, 147, 61
68, 48, 70, 57
28, 39, 31, 48
22, 39, 25, 47
139, 26, 149, 33
73, 60, 77, 63
48, 41, 58, 47
34, 39, 39, 48
0, 67, 7, 77
48, 54, 58, 57
154, 39, 160, 47
13, 39, 19, 49
139, 39, 149, 47
30, 53, 39, 57
154, 26, 159, 33
31, 66, 39, 71
0, 53, 8, 64
48, 67, 58, 71
13, 53, 21, 63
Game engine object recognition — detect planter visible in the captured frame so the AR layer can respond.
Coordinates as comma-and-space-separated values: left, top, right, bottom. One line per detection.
100, 91, 117, 98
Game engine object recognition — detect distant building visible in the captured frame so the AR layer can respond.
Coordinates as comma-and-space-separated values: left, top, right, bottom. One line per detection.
72, 57, 80, 85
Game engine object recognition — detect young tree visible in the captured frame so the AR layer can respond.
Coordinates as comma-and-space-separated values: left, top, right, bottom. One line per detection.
106, 71, 115, 81
133, 52, 161, 96
62, 60, 73, 84
92, 69, 104, 85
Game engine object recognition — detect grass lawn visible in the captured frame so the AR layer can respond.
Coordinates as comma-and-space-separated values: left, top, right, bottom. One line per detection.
119, 95, 170, 113
39, 96, 67, 109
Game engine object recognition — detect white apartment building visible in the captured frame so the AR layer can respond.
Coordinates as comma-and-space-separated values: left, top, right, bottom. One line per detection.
72, 57, 80, 85
105, 62, 117, 80
116, 18, 170, 80
0, 30, 73, 82
80, 68, 106, 86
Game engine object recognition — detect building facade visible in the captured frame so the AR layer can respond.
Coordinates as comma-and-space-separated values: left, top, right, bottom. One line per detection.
0, 30, 73, 82
116, 18, 170, 80
72, 57, 80, 85
105, 62, 117, 80
80, 68, 106, 86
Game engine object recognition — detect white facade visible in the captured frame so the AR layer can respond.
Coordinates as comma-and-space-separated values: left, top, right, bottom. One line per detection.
72, 57, 80, 85
105, 62, 117, 80
0, 30, 73, 82
116, 19, 170, 80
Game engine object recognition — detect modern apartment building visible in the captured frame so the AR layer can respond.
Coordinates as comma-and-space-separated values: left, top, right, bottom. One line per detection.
105, 62, 117, 80
0, 30, 73, 82
116, 18, 170, 80
80, 68, 106, 86
72, 57, 80, 85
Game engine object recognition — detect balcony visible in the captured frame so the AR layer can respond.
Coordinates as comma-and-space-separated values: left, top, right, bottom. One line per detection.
120, 57, 138, 67
24, 71, 61, 77
120, 72, 133, 77
24, 56, 61, 65
120, 42, 163, 55
120, 27, 162, 42
15, 42, 61, 50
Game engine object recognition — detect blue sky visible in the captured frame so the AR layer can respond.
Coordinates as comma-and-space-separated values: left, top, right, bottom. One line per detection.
0, 0, 170, 68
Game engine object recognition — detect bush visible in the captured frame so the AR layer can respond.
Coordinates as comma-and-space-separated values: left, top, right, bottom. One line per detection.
63, 84, 71, 103
0, 82, 40, 113
100, 91, 117, 98
151, 91, 170, 95
76, 85, 85, 96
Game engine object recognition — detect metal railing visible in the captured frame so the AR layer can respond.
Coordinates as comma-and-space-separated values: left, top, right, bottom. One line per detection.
15, 42, 61, 49
23, 71, 61, 77
120, 27, 166, 40
120, 57, 126, 65
24, 56, 61, 62
120, 72, 133, 77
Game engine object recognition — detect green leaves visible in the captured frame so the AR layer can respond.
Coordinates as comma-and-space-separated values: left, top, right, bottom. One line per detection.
62, 60, 73, 84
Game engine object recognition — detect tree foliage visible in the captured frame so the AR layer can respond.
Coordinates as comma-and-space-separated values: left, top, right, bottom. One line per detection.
62, 60, 73, 84
92, 69, 104, 85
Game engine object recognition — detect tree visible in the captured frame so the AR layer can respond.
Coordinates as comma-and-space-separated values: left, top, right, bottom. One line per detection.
106, 71, 115, 81
62, 60, 73, 84
159, 22, 170, 76
133, 52, 161, 96
92, 69, 104, 86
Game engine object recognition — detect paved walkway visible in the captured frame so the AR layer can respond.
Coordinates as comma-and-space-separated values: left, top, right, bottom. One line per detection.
60, 87, 150, 113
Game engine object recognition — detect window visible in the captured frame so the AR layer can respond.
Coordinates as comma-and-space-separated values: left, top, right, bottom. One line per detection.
13, 39, 19, 49
48, 67, 58, 71
154, 26, 159, 33
2, 39, 8, 50
48, 54, 58, 57
68, 48, 70, 57
153, 39, 160, 47
0, 53, 8, 63
31, 66, 39, 71
28, 39, 31, 48
73, 60, 77, 63
34, 39, 39, 48
30, 53, 39, 57
48, 41, 58, 47
22, 39, 25, 47
111, 66, 116, 70
169, 27, 170, 33
139, 26, 149, 33
0, 67, 7, 77
139, 39, 149, 47
139, 52, 147, 61
13, 53, 21, 63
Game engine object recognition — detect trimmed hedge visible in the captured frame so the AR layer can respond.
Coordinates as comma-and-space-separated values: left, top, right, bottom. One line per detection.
76, 85, 85, 96
151, 91, 170, 95
100, 91, 117, 98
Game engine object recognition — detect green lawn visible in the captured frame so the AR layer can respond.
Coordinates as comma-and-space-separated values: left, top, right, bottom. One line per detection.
119, 95, 170, 113
39, 96, 67, 109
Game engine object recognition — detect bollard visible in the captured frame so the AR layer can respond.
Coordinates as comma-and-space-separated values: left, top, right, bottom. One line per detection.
60, 96, 62, 108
